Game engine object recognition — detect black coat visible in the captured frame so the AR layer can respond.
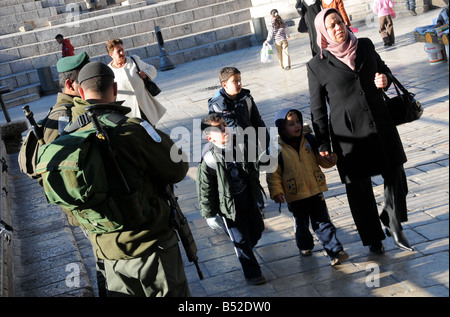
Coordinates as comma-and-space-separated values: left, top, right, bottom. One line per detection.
307, 38, 407, 183
296, 0, 322, 56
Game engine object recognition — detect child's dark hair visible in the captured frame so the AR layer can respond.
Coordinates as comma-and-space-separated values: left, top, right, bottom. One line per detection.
55, 34, 64, 40
201, 113, 223, 134
219, 67, 240, 83
270, 9, 285, 29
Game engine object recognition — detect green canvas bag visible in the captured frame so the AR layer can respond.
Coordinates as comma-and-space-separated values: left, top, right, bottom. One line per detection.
35, 114, 143, 234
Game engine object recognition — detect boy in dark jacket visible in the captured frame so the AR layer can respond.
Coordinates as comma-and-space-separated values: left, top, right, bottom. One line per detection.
208, 67, 269, 211
197, 113, 266, 285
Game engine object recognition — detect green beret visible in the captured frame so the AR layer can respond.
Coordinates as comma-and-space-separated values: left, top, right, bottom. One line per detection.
78, 61, 115, 84
56, 52, 90, 73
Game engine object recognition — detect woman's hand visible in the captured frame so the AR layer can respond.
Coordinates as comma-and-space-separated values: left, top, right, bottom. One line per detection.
319, 151, 337, 165
138, 71, 147, 79
374, 72, 388, 89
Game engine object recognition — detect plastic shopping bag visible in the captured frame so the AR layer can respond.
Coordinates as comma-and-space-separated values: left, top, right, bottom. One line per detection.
260, 43, 273, 63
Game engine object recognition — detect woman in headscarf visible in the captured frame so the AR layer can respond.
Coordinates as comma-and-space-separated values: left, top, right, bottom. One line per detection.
306, 8, 413, 254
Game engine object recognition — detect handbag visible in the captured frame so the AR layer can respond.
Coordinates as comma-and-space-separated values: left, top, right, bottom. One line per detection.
382, 74, 423, 126
130, 56, 161, 97
298, 17, 308, 33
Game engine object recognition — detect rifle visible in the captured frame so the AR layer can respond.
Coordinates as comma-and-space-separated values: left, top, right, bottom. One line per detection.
167, 184, 204, 280
22, 105, 45, 145
85, 106, 131, 194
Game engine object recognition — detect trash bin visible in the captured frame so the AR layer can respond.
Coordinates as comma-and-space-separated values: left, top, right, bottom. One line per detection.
252, 17, 268, 44
37, 67, 59, 95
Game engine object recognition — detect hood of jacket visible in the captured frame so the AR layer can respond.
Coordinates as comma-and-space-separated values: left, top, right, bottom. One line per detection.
274, 108, 303, 143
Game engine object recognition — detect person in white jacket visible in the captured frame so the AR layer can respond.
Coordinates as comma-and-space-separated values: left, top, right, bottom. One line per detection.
106, 38, 166, 126
373, 0, 395, 46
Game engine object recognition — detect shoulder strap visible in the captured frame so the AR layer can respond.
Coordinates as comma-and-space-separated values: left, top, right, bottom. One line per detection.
305, 133, 318, 154
203, 151, 216, 171
245, 97, 252, 119
130, 55, 140, 72
39, 103, 73, 127
278, 150, 284, 172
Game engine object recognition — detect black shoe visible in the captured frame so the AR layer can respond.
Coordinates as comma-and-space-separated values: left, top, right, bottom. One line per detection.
246, 275, 267, 285
369, 241, 385, 254
410, 9, 417, 16
386, 228, 414, 252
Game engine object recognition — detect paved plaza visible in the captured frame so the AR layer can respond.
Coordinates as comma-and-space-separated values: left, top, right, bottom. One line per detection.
1, 9, 448, 299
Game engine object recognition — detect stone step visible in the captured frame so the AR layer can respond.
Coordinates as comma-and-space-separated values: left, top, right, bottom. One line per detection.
0, 1, 252, 82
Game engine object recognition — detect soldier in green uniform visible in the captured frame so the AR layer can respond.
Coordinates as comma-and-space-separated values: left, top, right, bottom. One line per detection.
42, 52, 90, 144
70, 61, 191, 297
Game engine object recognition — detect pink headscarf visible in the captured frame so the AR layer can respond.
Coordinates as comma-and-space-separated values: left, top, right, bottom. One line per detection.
315, 8, 358, 70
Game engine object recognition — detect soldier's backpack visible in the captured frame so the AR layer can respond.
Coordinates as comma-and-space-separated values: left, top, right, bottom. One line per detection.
36, 112, 146, 234
18, 104, 73, 180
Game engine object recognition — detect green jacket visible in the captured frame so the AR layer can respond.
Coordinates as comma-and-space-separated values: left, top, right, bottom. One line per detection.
42, 92, 74, 144
71, 98, 189, 260
196, 143, 262, 221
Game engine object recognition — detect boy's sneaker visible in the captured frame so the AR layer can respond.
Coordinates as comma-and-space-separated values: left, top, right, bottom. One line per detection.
246, 275, 267, 285
330, 251, 349, 266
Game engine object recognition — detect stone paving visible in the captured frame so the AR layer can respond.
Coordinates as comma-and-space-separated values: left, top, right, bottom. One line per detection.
1, 9, 448, 298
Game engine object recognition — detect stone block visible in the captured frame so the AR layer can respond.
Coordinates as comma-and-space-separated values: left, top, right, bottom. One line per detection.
0, 48, 20, 63
231, 22, 252, 37
113, 23, 136, 40
0, 63, 13, 77
112, 9, 141, 26
31, 54, 58, 69
145, 43, 160, 57
18, 44, 40, 58
139, 6, 158, 20
216, 27, 233, 41
70, 33, 92, 48
19, 23, 33, 32
195, 31, 216, 46
173, 10, 194, 25
212, 14, 232, 28
87, 43, 108, 58
132, 32, 155, 48
171, 24, 192, 38
156, 1, 177, 17
192, 18, 213, 34
194, 6, 213, 20
154, 15, 175, 29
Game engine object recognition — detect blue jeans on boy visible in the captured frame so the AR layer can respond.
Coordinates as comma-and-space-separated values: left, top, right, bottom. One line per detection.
288, 193, 343, 259
224, 206, 265, 279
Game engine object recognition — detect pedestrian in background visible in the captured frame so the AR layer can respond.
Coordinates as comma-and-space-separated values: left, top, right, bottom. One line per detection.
106, 38, 166, 126
296, 0, 323, 56
373, 0, 396, 46
322, 0, 352, 26
405, 0, 417, 15
307, 8, 414, 255
55, 34, 74, 57
264, 9, 291, 70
